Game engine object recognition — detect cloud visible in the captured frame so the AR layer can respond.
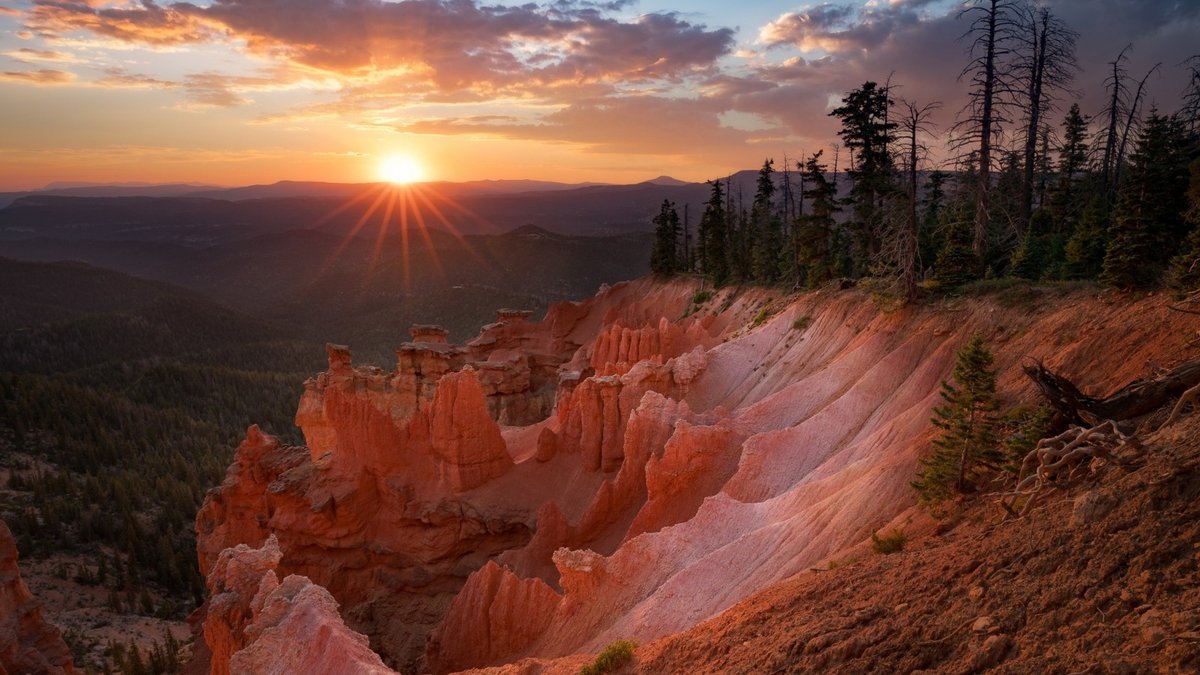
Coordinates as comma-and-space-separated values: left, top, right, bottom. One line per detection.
759, 0, 938, 54
24, 0, 734, 96
392, 95, 762, 155
7, 0, 1199, 167
0, 68, 75, 83
4, 47, 78, 63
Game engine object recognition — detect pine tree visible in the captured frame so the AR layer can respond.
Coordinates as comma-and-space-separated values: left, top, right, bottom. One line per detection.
697, 180, 729, 285
1168, 158, 1200, 294
649, 199, 681, 275
750, 159, 783, 283
795, 151, 839, 287
1062, 195, 1110, 279
912, 334, 1000, 506
1050, 103, 1089, 223
934, 203, 982, 290
1010, 207, 1055, 279
918, 171, 948, 271
1102, 112, 1192, 289
830, 81, 897, 274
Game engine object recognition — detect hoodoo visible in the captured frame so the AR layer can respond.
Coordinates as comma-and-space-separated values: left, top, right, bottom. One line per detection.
0, 520, 77, 675
192, 278, 1200, 674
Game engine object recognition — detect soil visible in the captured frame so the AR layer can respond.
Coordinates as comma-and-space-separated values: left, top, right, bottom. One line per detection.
630, 414, 1200, 674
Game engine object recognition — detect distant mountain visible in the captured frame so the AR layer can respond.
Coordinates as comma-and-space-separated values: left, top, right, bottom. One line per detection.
184, 179, 607, 201
0, 225, 651, 362
0, 183, 219, 208
0, 257, 313, 373
645, 175, 690, 186
0, 184, 708, 244
0, 169, 876, 247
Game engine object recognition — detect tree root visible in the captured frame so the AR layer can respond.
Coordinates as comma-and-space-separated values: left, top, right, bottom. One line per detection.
998, 420, 1136, 519
1158, 382, 1200, 430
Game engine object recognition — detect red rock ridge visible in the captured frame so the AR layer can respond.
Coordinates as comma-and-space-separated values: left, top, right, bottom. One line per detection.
195, 278, 1200, 675
0, 519, 77, 675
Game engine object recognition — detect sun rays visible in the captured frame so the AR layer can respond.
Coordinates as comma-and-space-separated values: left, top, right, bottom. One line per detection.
310, 180, 493, 298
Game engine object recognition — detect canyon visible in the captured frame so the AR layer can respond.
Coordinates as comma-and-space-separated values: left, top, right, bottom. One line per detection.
181, 276, 1200, 674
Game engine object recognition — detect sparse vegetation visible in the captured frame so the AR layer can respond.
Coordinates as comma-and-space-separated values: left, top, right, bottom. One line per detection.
792, 315, 812, 330
692, 290, 713, 305
752, 306, 773, 327
870, 529, 907, 555
580, 640, 636, 675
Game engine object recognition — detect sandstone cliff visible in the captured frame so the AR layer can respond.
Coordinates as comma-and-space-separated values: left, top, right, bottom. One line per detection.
194, 278, 1200, 674
0, 519, 76, 675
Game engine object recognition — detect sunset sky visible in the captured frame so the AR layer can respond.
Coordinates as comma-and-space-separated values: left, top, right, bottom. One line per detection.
1, 0, 1195, 190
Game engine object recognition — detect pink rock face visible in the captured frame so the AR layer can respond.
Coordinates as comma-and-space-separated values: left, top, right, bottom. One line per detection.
203, 535, 284, 675
0, 520, 77, 675
197, 277, 1200, 675
426, 561, 560, 673
428, 369, 514, 493
201, 536, 397, 675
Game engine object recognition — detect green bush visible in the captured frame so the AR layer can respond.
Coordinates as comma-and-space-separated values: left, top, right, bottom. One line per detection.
792, 315, 812, 330
580, 640, 636, 675
870, 529, 906, 555
752, 307, 773, 327
691, 290, 713, 305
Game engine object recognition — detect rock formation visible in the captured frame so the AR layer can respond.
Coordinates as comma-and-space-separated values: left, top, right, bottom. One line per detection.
0, 519, 77, 675
194, 278, 1200, 674
200, 535, 394, 675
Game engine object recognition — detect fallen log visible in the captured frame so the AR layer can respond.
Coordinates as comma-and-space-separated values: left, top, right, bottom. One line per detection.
1023, 359, 1200, 425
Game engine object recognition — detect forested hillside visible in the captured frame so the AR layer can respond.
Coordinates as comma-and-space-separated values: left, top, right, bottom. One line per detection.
0, 259, 322, 666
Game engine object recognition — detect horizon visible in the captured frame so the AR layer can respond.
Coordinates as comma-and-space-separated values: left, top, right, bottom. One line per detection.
1, 0, 1196, 190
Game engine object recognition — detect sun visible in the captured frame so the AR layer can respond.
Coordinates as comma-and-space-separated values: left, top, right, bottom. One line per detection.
378, 154, 425, 184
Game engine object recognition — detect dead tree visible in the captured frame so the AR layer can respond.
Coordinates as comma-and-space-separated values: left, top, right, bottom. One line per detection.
1015, 5, 1078, 231
1000, 419, 1136, 518
955, 0, 1023, 258
1001, 359, 1200, 518
1112, 62, 1162, 191
1182, 55, 1200, 133
893, 98, 941, 300
1100, 45, 1131, 203
1023, 359, 1200, 426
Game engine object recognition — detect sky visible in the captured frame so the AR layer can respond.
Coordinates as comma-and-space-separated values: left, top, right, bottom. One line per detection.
0, 0, 1196, 190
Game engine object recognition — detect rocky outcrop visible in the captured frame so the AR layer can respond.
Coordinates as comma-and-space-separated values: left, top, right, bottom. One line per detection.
0, 520, 76, 675
201, 535, 395, 675
196, 278, 1200, 675
425, 562, 560, 673
428, 369, 513, 492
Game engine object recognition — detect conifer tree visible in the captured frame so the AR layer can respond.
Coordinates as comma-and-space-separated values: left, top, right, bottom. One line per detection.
1062, 196, 1110, 279
649, 199, 681, 275
934, 203, 982, 290
697, 180, 729, 285
1102, 112, 1192, 288
918, 171, 948, 270
1168, 158, 1200, 293
1010, 207, 1054, 279
830, 81, 897, 273
750, 159, 783, 283
795, 151, 839, 287
912, 334, 1000, 506
1050, 103, 1089, 224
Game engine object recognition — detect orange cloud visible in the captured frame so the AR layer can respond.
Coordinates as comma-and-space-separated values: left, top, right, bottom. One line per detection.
24, 0, 734, 98
1, 68, 75, 83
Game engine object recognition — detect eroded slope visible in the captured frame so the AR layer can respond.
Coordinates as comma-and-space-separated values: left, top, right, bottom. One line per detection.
192, 279, 1200, 674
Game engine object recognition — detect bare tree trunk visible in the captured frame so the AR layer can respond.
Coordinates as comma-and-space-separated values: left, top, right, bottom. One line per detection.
1113, 63, 1161, 190
1020, 11, 1048, 232
973, 0, 1000, 258
1101, 46, 1131, 202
